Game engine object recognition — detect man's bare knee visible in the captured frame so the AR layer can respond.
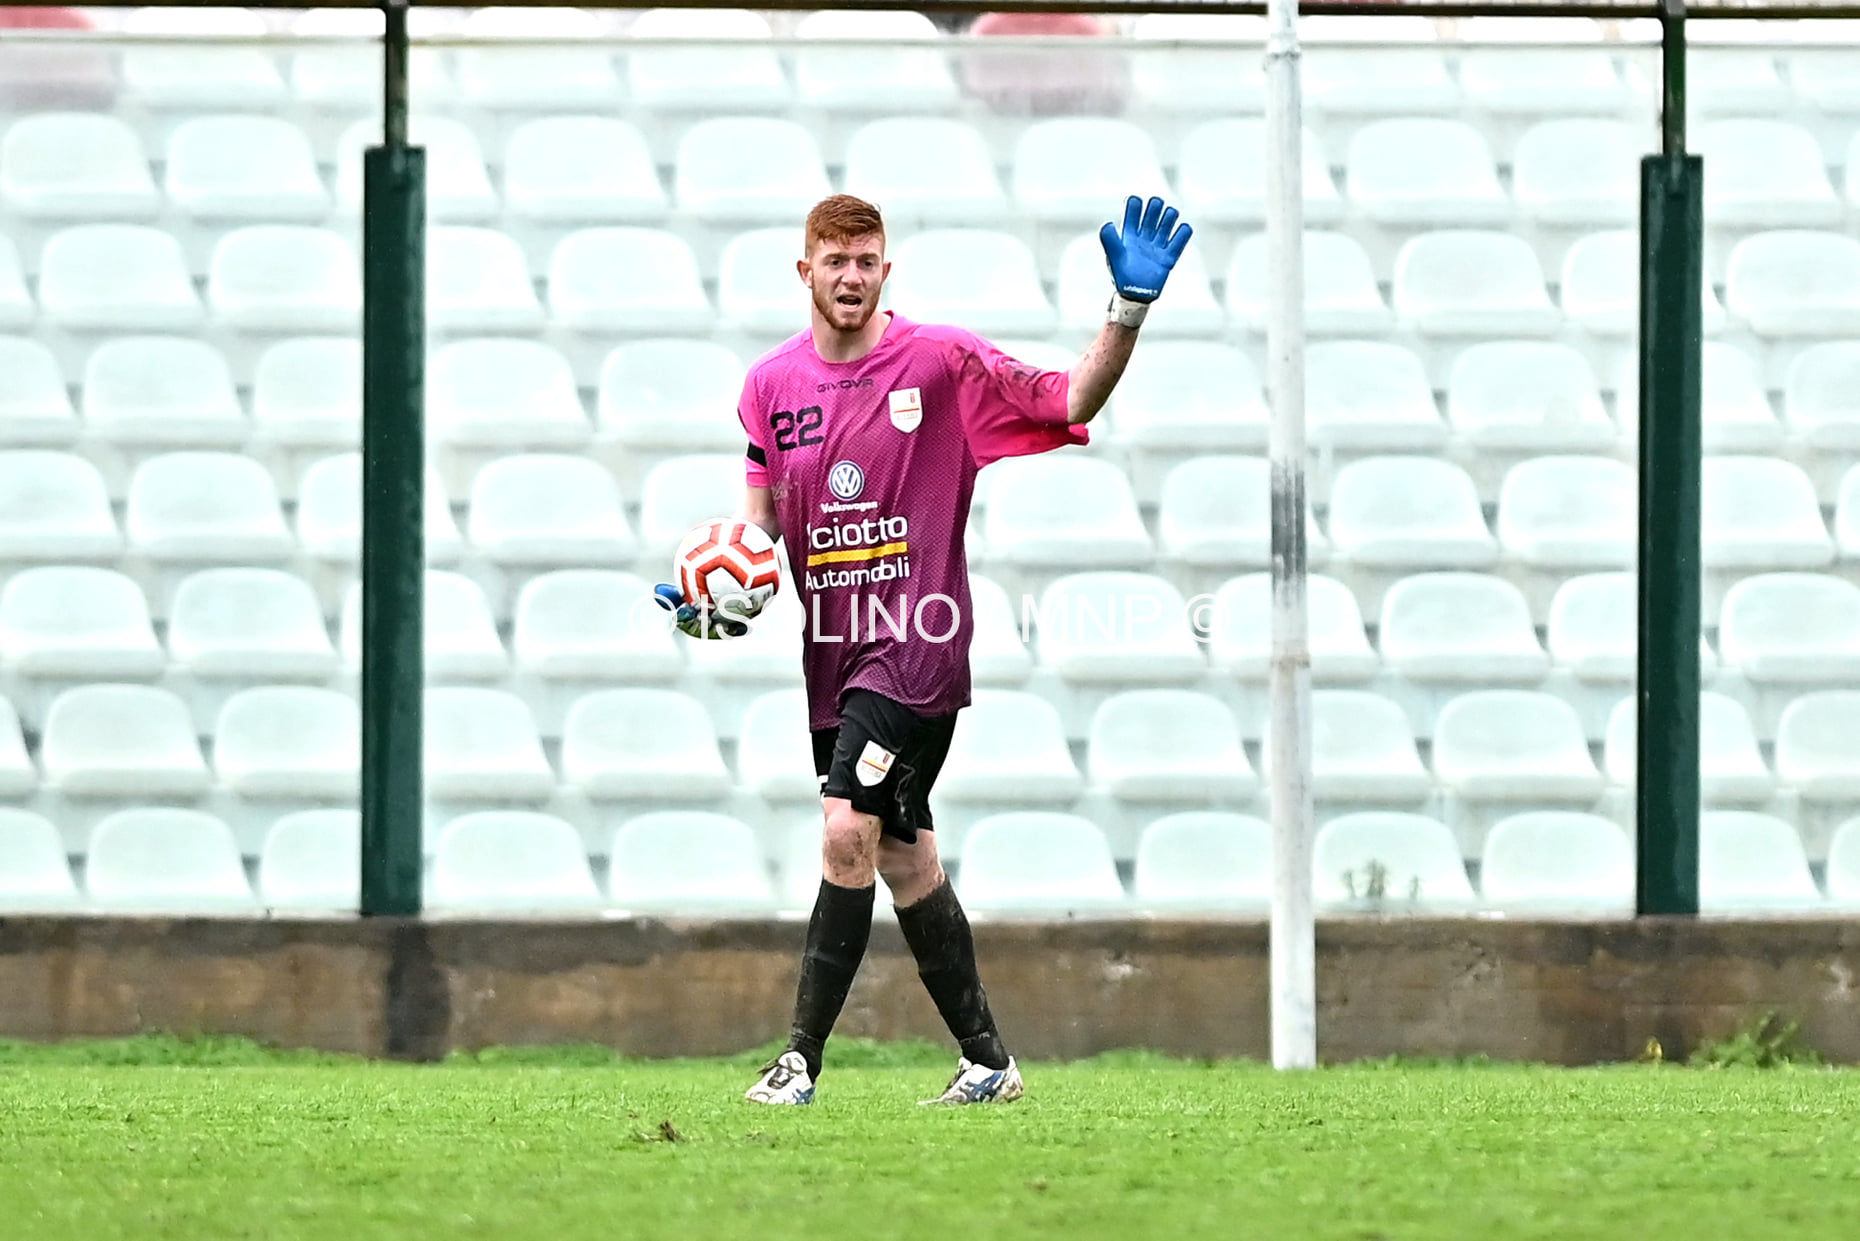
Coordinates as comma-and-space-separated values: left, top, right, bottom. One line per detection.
878, 834, 945, 908
821, 799, 880, 888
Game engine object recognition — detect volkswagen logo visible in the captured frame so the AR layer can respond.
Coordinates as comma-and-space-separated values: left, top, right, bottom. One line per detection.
828, 460, 865, 501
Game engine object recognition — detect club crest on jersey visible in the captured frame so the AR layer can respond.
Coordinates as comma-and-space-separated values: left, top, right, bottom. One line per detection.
855, 741, 896, 786
888, 387, 923, 433
828, 460, 865, 501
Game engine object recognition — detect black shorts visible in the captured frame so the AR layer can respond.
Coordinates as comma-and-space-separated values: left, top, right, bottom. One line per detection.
812, 689, 958, 845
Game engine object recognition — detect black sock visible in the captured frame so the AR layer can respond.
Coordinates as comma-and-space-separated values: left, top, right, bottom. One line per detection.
786, 878, 875, 1080
894, 875, 1010, 1071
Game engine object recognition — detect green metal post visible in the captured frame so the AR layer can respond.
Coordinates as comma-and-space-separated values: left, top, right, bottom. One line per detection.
1635, 0, 1702, 917
360, 1, 425, 916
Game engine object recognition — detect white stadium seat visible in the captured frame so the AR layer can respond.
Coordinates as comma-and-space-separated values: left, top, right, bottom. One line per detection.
734, 687, 818, 804
1702, 456, 1832, 571
0, 114, 160, 221
1695, 119, 1841, 228
295, 453, 463, 566
335, 117, 497, 222
627, 8, 788, 111
1175, 118, 1340, 225
1431, 690, 1604, 805
1616, 343, 1780, 453
1724, 231, 1860, 336
430, 811, 603, 913
467, 454, 638, 567
957, 812, 1125, 914
423, 687, 555, 803
1684, 21, 1791, 116
887, 231, 1054, 336
0, 338, 76, 445
1775, 691, 1860, 801
842, 119, 1005, 225
1378, 573, 1549, 684
1479, 811, 1634, 914
120, 7, 286, 111
716, 229, 812, 334
1302, 16, 1456, 114
427, 338, 589, 450
793, 9, 958, 111
1086, 690, 1256, 802
1057, 232, 1222, 337
1304, 341, 1447, 453
167, 568, 338, 680
675, 118, 832, 225
511, 570, 683, 684
206, 227, 361, 334
0, 237, 29, 329
251, 339, 360, 454
981, 457, 1152, 570
0, 451, 120, 561
608, 811, 777, 913
596, 339, 745, 452
1109, 344, 1268, 452
1311, 812, 1477, 912
213, 686, 359, 801
80, 337, 245, 448
1783, 342, 1860, 450
125, 452, 293, 563
969, 572, 1034, 685
1033, 572, 1205, 685
637, 454, 743, 562
503, 117, 665, 223
548, 228, 711, 334
1326, 457, 1497, 569
934, 691, 1082, 805
38, 224, 203, 331
1226, 231, 1392, 335
257, 809, 360, 912
1795, 21, 1860, 114
1547, 572, 1716, 685
1130, 14, 1266, 113
1495, 456, 1637, 570
1454, 16, 1627, 114
1562, 230, 1727, 337
85, 808, 257, 914
1158, 456, 1328, 572
289, 8, 453, 111
1510, 120, 1640, 226
164, 116, 328, 222
1392, 231, 1561, 336
560, 688, 732, 801
1447, 342, 1618, 451
427, 227, 543, 334
0, 810, 82, 912
1700, 811, 1822, 912
1012, 119, 1173, 225
456, 6, 619, 110
1345, 118, 1508, 226
339, 571, 509, 682
681, 584, 804, 685
1604, 693, 1776, 806
1300, 690, 1432, 805
1132, 812, 1272, 913
1208, 573, 1381, 683
41, 684, 210, 797
0, 566, 162, 680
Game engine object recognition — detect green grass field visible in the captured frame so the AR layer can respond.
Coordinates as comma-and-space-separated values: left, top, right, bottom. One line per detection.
1, 1036, 1855, 1241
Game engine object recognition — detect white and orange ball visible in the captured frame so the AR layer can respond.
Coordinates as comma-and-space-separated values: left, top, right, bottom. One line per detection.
674, 517, 781, 610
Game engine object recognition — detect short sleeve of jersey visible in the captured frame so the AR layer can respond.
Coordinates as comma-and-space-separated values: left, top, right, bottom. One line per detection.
738, 370, 771, 487
929, 325, 1089, 468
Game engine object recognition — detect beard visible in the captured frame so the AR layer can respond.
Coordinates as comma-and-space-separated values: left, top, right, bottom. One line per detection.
812, 282, 879, 334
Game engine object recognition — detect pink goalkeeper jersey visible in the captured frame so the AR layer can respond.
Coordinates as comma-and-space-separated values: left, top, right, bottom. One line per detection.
740, 313, 1088, 731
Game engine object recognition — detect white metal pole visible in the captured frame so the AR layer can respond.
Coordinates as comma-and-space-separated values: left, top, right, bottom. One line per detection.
1264, 0, 1316, 1071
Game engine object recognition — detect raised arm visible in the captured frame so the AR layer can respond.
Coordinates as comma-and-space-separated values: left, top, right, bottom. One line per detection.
1068, 195, 1193, 427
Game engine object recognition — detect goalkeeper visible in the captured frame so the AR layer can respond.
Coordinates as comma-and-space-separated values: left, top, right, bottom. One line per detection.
656, 192, 1191, 1105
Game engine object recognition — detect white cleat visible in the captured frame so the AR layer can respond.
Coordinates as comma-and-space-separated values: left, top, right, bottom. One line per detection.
744, 1050, 816, 1105
919, 1056, 1024, 1105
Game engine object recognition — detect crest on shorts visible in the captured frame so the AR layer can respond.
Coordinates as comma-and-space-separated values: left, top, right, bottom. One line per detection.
855, 740, 897, 786
888, 388, 922, 433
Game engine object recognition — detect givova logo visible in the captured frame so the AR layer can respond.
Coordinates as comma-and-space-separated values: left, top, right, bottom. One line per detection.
828, 460, 864, 501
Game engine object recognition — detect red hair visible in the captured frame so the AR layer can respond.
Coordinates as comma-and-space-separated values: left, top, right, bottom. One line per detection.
805, 195, 885, 253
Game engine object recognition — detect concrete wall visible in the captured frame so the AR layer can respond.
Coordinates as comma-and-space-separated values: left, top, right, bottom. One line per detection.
2, 916, 1857, 1063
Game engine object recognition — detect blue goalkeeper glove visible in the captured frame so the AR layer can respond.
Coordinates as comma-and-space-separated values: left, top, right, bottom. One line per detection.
1099, 195, 1193, 327
653, 582, 760, 640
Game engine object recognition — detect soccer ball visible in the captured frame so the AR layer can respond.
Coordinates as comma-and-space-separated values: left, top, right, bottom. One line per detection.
674, 517, 781, 611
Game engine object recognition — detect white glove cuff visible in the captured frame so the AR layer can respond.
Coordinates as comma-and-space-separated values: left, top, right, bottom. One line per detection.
1107, 292, 1150, 329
